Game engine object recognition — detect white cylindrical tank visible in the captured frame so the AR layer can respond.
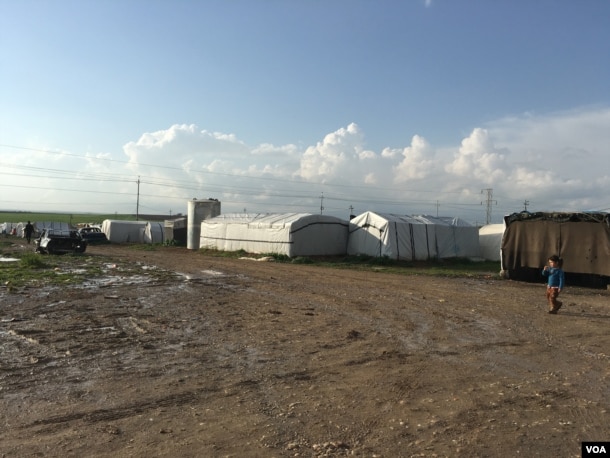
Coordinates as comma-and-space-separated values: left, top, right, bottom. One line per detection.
187, 199, 221, 249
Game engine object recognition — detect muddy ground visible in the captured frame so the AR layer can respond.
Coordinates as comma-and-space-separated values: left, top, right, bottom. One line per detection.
1, 239, 609, 457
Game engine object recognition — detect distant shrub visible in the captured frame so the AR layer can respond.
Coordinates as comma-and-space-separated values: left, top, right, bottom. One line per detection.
20, 253, 48, 269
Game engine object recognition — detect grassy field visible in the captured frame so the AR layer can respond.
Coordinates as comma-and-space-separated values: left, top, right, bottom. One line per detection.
0, 212, 140, 225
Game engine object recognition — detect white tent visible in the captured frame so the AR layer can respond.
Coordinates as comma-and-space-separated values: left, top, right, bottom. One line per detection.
412, 215, 480, 258
347, 212, 433, 260
143, 221, 165, 244
478, 223, 504, 261
200, 213, 349, 256
101, 220, 147, 243
347, 212, 480, 260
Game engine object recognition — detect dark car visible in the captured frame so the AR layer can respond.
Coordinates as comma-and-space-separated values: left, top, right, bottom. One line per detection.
78, 226, 109, 244
35, 229, 87, 255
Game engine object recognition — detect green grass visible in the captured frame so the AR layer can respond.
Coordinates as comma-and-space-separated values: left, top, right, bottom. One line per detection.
312, 255, 501, 278
196, 248, 501, 278
0, 212, 138, 225
1, 252, 57, 289
19, 252, 49, 269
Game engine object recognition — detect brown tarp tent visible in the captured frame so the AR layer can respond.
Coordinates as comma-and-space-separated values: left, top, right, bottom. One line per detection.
501, 212, 610, 280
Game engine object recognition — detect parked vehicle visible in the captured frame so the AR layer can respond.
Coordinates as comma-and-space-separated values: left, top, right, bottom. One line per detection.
35, 229, 87, 255
78, 226, 109, 244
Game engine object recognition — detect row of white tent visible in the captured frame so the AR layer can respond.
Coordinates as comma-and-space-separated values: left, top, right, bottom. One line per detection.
0, 220, 165, 245
198, 212, 502, 260
3, 214, 504, 261
1, 221, 72, 237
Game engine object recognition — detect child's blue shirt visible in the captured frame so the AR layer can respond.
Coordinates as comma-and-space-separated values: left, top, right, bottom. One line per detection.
542, 267, 564, 289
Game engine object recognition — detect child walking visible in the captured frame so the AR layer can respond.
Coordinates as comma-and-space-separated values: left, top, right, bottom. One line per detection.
542, 255, 565, 314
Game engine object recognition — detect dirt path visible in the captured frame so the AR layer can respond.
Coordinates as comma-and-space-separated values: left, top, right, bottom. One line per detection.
1, 241, 609, 457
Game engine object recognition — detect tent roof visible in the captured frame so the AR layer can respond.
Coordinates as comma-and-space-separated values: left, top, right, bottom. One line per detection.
352, 211, 473, 226
412, 215, 474, 227
205, 213, 347, 229
504, 211, 610, 226
352, 212, 424, 225
102, 219, 148, 225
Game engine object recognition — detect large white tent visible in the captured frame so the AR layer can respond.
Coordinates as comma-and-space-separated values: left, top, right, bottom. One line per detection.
347, 212, 480, 260
200, 213, 349, 257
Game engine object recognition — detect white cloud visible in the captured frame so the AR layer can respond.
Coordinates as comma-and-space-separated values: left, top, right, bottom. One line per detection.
297, 123, 365, 182
123, 124, 249, 172
5, 106, 610, 220
251, 143, 298, 156
393, 135, 436, 181
105, 109, 610, 217
445, 128, 509, 184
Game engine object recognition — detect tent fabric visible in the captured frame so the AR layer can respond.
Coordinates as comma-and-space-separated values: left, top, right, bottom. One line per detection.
479, 224, 504, 261
200, 213, 349, 256
501, 212, 610, 276
412, 215, 480, 259
347, 212, 480, 260
101, 220, 148, 243
143, 222, 165, 244
347, 212, 435, 260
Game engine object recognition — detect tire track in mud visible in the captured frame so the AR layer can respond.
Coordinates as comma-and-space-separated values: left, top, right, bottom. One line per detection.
25, 386, 221, 430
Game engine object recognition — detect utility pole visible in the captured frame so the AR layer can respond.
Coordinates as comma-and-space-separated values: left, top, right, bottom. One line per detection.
320, 192, 324, 214
523, 200, 530, 211
136, 176, 140, 221
481, 188, 497, 224
348, 205, 354, 219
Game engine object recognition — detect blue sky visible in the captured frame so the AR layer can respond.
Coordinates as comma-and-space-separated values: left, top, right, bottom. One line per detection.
1, 0, 609, 223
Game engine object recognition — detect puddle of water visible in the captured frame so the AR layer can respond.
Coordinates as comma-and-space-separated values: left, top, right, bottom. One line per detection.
79, 274, 154, 289
201, 269, 224, 277
46, 300, 67, 307
55, 269, 88, 275
140, 265, 158, 271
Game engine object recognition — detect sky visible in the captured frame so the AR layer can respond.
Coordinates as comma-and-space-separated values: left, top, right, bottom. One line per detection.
1, 0, 609, 224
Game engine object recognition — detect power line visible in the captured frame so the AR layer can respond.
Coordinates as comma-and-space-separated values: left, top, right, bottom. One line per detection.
0, 142, 493, 218
0, 142, 478, 196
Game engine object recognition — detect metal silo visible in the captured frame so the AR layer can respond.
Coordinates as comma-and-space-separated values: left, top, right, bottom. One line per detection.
187, 199, 221, 249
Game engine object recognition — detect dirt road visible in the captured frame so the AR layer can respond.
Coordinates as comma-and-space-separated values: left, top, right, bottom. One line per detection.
1, 241, 609, 457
